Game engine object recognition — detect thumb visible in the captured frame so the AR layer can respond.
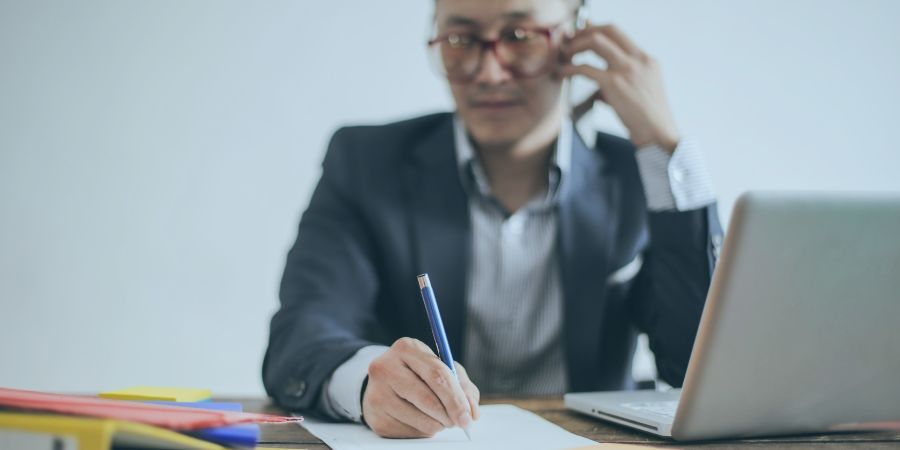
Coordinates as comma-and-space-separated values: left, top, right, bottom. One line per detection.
454, 361, 481, 420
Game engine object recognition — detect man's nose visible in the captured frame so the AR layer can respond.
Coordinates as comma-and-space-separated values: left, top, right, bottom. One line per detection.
472, 46, 513, 84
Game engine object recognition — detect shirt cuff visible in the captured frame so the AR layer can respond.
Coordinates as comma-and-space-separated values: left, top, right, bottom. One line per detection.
323, 345, 389, 422
634, 138, 716, 211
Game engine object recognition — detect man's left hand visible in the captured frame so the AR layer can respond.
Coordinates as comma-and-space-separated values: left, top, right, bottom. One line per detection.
560, 23, 680, 153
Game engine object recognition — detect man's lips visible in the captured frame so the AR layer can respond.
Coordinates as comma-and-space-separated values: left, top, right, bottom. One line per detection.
469, 99, 522, 109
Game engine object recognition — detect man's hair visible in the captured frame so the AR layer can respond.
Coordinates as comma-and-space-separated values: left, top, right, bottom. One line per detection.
433, 0, 585, 9
432, 0, 587, 25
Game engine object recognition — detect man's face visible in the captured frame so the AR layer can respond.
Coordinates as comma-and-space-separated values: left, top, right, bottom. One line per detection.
433, 0, 572, 147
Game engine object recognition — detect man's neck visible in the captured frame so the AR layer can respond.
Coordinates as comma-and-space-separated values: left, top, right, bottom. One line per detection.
471, 114, 563, 213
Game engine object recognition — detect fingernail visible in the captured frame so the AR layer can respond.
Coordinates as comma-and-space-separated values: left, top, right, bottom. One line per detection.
457, 411, 472, 428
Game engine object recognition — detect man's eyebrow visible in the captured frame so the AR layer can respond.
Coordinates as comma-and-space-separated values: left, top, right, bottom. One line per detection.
442, 10, 536, 27
443, 15, 480, 27
502, 10, 536, 21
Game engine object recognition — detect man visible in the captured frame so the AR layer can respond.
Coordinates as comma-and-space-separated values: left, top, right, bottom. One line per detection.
263, 0, 722, 439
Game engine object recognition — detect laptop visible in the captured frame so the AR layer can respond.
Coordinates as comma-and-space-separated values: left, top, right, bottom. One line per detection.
565, 191, 900, 441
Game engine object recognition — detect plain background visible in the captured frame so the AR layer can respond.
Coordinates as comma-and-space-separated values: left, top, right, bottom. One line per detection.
1, 0, 898, 396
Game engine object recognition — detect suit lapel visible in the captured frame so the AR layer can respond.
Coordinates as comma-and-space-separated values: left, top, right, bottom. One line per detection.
558, 131, 618, 390
403, 115, 471, 360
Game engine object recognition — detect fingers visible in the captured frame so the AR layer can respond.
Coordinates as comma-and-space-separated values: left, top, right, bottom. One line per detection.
401, 347, 473, 429
382, 393, 445, 436
560, 23, 679, 151
385, 365, 454, 427
596, 23, 642, 57
454, 362, 481, 420
369, 338, 454, 428
363, 337, 480, 439
563, 27, 629, 70
367, 406, 434, 439
562, 24, 646, 69
558, 63, 611, 89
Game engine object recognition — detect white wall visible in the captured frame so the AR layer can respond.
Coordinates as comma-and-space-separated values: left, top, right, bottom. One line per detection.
1, 0, 898, 396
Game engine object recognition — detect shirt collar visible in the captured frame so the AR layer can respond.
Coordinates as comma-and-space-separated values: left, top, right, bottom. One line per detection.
452, 114, 573, 204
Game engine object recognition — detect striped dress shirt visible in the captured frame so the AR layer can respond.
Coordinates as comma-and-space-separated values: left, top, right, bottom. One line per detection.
455, 116, 571, 395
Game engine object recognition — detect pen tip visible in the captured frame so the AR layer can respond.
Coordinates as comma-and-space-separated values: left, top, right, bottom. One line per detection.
463, 426, 472, 441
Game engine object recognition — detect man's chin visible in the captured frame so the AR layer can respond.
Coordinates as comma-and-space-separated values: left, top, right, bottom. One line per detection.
468, 131, 521, 149
465, 122, 527, 149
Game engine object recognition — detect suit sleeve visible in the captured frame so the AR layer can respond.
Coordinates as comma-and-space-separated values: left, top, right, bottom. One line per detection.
262, 127, 381, 411
628, 204, 724, 387
610, 135, 723, 387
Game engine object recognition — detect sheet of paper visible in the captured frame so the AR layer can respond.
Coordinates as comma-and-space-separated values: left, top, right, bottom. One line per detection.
299, 404, 597, 450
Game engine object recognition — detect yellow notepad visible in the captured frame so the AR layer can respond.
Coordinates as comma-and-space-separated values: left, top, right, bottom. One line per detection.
0, 412, 222, 450
99, 386, 212, 402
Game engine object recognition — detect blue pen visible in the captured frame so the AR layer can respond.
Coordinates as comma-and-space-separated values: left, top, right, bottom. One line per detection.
417, 273, 473, 440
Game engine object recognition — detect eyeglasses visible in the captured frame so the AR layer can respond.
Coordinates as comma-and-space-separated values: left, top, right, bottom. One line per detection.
427, 23, 567, 83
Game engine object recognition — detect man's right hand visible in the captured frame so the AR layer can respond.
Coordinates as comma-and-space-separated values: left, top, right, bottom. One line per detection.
362, 337, 480, 438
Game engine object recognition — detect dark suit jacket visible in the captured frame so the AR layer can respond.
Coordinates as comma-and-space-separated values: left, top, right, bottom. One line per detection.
263, 112, 723, 412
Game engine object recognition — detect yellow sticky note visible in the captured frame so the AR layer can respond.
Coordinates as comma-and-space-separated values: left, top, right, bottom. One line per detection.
0, 412, 223, 450
99, 386, 212, 402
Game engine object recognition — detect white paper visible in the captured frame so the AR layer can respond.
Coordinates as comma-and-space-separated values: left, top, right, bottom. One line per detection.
299, 404, 597, 450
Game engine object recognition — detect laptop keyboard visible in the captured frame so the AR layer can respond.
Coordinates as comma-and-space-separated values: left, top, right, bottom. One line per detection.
621, 401, 679, 418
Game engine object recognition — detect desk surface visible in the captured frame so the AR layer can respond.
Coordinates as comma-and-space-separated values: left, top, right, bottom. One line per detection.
236, 397, 900, 449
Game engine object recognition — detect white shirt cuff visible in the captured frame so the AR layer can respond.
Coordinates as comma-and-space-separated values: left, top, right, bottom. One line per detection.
634, 138, 716, 211
323, 345, 389, 422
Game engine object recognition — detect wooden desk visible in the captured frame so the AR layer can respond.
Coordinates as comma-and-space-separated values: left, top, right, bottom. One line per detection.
236, 397, 900, 449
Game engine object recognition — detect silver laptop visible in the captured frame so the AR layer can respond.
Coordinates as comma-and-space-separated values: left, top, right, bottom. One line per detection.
565, 191, 900, 441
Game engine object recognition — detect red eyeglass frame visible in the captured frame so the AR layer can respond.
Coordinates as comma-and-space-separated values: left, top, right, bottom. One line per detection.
426, 23, 568, 83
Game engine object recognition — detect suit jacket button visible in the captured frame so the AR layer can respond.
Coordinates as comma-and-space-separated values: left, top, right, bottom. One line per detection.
711, 234, 723, 259
286, 378, 307, 398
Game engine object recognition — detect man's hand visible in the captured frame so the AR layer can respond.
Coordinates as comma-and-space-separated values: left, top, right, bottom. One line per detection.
362, 337, 480, 438
560, 23, 681, 153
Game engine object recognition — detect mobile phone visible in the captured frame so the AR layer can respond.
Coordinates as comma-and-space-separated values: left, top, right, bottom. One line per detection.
575, 0, 589, 29
566, 0, 591, 121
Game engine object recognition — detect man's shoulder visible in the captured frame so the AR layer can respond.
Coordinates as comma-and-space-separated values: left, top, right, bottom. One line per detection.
320, 112, 454, 191
593, 130, 637, 158
589, 130, 641, 176
331, 112, 452, 153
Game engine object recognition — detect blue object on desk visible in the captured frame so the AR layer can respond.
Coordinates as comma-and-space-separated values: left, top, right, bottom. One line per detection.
148, 401, 259, 448
417, 274, 457, 374
417, 273, 472, 440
